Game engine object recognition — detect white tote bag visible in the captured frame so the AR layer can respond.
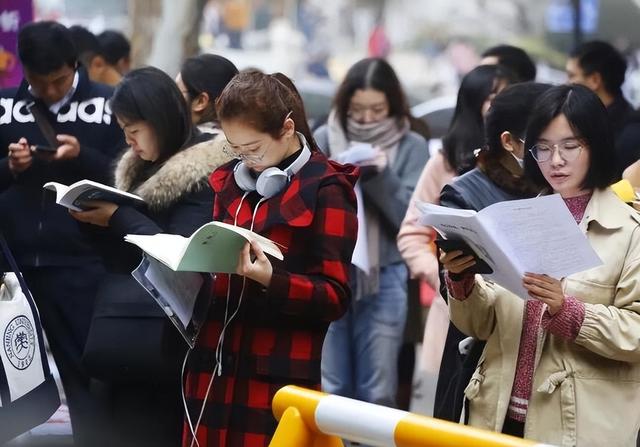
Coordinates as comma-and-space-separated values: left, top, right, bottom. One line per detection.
0, 233, 60, 444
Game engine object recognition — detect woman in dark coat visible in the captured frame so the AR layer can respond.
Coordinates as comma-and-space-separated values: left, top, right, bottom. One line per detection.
70, 67, 230, 446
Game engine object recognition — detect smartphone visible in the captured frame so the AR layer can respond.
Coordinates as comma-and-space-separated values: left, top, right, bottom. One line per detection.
27, 102, 60, 149
434, 238, 493, 274
32, 145, 58, 153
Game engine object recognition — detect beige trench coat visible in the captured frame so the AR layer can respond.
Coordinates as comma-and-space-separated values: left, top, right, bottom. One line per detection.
449, 188, 640, 447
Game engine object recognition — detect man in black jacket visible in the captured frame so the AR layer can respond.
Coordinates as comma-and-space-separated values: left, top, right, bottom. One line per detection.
0, 21, 124, 445
566, 40, 640, 177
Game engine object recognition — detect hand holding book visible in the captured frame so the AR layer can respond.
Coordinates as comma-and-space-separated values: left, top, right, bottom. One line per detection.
418, 195, 602, 299
237, 240, 273, 287
436, 238, 494, 281
43, 179, 144, 212
522, 273, 564, 315
125, 221, 284, 274
69, 200, 119, 227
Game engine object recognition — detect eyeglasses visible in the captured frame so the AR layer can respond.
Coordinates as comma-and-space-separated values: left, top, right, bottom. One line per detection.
529, 140, 584, 163
222, 111, 293, 163
222, 141, 269, 163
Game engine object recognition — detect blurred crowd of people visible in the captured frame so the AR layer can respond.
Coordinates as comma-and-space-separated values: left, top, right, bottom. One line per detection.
3, 16, 640, 447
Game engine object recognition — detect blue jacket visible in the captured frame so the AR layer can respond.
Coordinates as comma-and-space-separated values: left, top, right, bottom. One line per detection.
0, 69, 125, 267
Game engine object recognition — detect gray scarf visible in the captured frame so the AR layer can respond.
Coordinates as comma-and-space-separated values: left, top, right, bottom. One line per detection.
326, 110, 409, 300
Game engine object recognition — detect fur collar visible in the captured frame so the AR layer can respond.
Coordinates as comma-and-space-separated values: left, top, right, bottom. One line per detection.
114, 134, 230, 211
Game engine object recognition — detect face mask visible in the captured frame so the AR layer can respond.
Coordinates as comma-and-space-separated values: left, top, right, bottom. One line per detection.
510, 152, 524, 168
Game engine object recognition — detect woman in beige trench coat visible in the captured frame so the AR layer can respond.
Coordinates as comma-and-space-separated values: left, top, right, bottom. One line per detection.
442, 84, 640, 447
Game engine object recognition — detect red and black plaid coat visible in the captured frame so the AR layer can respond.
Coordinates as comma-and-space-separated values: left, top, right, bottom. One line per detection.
183, 150, 358, 447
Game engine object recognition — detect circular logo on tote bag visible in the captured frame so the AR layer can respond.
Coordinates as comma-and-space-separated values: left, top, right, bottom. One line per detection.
3, 315, 36, 370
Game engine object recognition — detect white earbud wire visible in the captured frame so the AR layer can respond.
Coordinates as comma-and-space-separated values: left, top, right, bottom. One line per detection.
184, 192, 266, 447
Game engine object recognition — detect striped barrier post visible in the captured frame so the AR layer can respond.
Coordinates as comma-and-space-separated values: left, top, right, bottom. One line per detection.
270, 385, 554, 447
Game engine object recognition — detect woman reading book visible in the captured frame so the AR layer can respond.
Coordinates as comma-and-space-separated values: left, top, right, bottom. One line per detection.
69, 66, 230, 446
182, 70, 358, 447
441, 84, 640, 446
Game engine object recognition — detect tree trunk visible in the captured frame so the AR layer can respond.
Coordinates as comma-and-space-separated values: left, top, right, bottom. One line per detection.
146, 0, 208, 77
128, 0, 163, 69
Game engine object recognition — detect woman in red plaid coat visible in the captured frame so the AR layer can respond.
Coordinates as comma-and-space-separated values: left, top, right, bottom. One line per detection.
182, 71, 359, 447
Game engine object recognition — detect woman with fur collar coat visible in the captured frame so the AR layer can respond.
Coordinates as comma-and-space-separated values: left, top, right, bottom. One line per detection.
71, 67, 230, 447
107, 134, 228, 238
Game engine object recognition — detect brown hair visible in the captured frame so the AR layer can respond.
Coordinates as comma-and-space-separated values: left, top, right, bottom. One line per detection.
215, 70, 319, 151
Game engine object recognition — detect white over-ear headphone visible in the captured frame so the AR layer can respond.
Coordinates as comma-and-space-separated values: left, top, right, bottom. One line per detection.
233, 132, 312, 198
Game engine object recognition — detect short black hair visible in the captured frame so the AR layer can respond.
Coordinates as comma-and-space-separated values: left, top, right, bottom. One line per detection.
485, 82, 553, 158
333, 57, 410, 133
18, 21, 77, 74
481, 44, 536, 82
97, 30, 130, 66
524, 84, 617, 190
569, 40, 627, 95
180, 54, 238, 122
110, 67, 194, 163
68, 25, 100, 68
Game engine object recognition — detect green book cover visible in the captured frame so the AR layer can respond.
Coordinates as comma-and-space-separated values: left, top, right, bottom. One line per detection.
125, 221, 283, 273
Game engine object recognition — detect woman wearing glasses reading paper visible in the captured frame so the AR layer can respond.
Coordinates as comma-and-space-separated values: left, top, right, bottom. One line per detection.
441, 84, 640, 446
183, 71, 358, 447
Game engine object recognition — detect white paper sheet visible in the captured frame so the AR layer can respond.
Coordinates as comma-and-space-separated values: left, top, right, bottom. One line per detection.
418, 194, 603, 298
132, 257, 203, 329
350, 182, 369, 273
334, 142, 378, 165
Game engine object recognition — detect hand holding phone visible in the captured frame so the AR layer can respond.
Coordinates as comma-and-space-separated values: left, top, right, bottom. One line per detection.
7, 138, 33, 174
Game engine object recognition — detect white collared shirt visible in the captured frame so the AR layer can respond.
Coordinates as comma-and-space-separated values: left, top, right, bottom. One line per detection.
28, 71, 79, 114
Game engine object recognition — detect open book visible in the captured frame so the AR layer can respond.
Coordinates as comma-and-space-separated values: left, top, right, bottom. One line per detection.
417, 194, 602, 298
125, 221, 284, 273
44, 180, 144, 212
132, 256, 211, 348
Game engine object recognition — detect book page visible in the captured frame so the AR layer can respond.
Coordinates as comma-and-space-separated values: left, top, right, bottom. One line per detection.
334, 142, 378, 164
126, 222, 284, 273
419, 196, 602, 299
477, 195, 602, 280
140, 257, 203, 328
125, 234, 188, 270
419, 204, 524, 296
416, 201, 476, 219
131, 256, 205, 348
43, 182, 75, 209
212, 221, 283, 260
351, 183, 369, 273
44, 180, 144, 211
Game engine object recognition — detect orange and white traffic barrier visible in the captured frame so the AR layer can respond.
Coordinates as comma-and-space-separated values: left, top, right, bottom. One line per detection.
270, 386, 553, 447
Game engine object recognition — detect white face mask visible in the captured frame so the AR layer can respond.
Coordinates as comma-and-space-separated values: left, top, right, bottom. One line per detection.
510, 151, 524, 168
